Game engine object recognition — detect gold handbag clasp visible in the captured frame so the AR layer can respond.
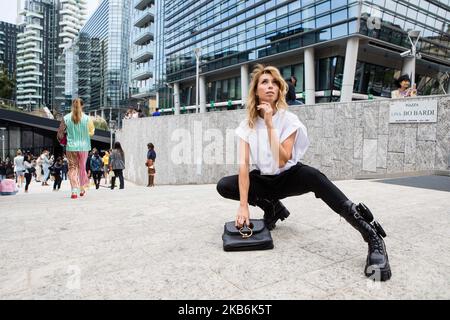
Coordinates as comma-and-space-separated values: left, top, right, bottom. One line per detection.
239, 226, 253, 238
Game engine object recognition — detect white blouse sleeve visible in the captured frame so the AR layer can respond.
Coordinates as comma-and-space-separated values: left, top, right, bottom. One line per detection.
235, 119, 250, 143
281, 112, 310, 160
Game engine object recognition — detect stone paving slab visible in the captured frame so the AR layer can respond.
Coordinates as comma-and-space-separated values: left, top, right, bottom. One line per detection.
0, 176, 449, 299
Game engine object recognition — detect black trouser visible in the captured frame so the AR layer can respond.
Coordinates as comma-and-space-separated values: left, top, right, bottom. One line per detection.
25, 173, 32, 191
92, 171, 102, 189
216, 162, 349, 214
111, 169, 124, 189
53, 174, 62, 190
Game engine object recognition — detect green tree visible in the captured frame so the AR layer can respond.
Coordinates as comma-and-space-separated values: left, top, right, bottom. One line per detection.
0, 68, 14, 100
91, 115, 109, 131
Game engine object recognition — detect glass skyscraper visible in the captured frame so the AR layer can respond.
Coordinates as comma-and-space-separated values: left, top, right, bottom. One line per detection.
62, 0, 131, 124
158, 0, 450, 114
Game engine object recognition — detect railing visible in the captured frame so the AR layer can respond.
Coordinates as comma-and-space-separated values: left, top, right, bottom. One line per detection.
133, 25, 155, 44
134, 0, 155, 11
134, 6, 155, 27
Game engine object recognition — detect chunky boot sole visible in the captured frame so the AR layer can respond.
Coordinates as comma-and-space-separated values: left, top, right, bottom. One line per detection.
365, 257, 392, 281
265, 208, 290, 231
364, 238, 392, 281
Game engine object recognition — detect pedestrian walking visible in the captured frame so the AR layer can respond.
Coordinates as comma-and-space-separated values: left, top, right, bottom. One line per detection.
109, 142, 125, 190
62, 156, 68, 180
41, 150, 51, 186
90, 149, 103, 189
57, 98, 95, 199
102, 150, 110, 185
23, 153, 36, 193
13, 149, 25, 188
50, 157, 63, 191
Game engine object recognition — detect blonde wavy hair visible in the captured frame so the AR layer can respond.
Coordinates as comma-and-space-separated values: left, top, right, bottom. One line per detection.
246, 64, 288, 129
71, 98, 84, 124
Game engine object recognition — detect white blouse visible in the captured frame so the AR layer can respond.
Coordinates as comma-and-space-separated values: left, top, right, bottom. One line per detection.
235, 109, 309, 175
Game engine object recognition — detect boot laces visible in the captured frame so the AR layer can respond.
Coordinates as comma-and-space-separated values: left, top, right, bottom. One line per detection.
369, 232, 384, 254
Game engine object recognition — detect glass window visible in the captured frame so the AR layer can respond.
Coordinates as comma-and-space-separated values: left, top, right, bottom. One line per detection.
266, 10, 276, 21
332, 0, 348, 10
319, 27, 331, 41
332, 9, 348, 22
277, 5, 288, 17
277, 17, 288, 29
255, 25, 265, 36
289, 1, 301, 11
303, 6, 315, 20
316, 1, 331, 14
316, 15, 330, 28
348, 20, 358, 34
332, 23, 348, 38
266, 21, 276, 33
289, 11, 301, 25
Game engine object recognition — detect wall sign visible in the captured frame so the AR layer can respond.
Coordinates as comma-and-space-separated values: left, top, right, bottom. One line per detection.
389, 100, 437, 123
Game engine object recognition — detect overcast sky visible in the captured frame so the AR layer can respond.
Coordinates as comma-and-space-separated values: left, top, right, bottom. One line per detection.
0, 0, 100, 25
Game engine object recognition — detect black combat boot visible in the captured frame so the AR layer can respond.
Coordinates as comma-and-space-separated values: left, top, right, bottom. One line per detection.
255, 198, 290, 230
340, 200, 391, 281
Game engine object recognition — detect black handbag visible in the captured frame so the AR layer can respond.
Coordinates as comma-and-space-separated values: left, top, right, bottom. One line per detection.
222, 219, 274, 251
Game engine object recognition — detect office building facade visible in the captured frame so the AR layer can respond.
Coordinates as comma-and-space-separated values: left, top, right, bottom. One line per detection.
159, 0, 450, 114
62, 0, 131, 124
0, 22, 23, 100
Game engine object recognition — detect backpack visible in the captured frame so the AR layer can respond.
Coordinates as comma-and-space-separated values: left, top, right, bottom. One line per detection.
90, 156, 102, 172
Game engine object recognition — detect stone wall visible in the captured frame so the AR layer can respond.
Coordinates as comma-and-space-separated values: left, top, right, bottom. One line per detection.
116, 95, 450, 185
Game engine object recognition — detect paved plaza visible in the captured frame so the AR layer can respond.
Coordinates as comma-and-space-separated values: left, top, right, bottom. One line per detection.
0, 175, 449, 299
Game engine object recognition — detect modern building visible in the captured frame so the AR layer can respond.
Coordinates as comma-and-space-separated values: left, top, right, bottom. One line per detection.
0, 22, 23, 100
62, 0, 132, 125
56, 0, 87, 51
130, 0, 156, 110
153, 0, 166, 111
16, 0, 56, 111
15, 0, 86, 112
52, 0, 87, 113
158, 0, 450, 114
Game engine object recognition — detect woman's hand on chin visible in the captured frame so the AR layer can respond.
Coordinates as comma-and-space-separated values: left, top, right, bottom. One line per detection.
257, 102, 274, 126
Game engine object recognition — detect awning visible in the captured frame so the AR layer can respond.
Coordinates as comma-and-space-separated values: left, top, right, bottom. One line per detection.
0, 108, 110, 144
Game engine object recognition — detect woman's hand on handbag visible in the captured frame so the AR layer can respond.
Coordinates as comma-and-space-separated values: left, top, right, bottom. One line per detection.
235, 204, 250, 228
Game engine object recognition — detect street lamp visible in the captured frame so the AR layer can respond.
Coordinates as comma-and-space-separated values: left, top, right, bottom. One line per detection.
194, 48, 201, 114
108, 120, 116, 150
0, 127, 6, 161
400, 30, 421, 88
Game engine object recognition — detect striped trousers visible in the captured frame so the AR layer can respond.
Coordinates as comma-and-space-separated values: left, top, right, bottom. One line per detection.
66, 151, 89, 193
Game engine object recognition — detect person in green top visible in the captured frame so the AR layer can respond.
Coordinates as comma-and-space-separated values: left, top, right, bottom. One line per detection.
61, 98, 95, 199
